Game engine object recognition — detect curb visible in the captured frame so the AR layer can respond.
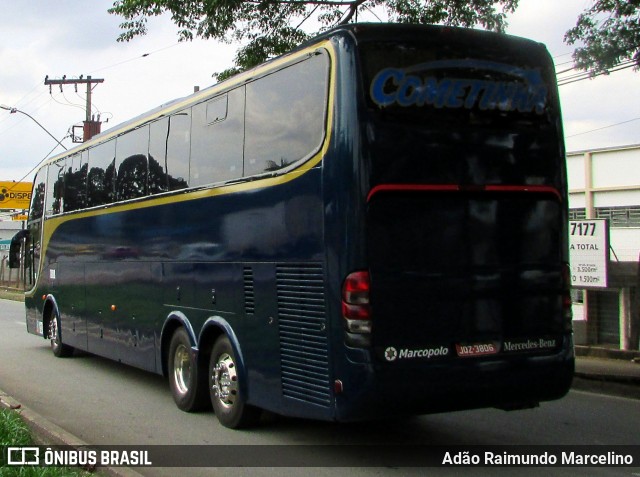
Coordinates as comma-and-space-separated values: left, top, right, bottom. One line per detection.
571, 375, 640, 400
0, 388, 144, 477
573, 345, 640, 398
575, 345, 640, 361
574, 371, 640, 387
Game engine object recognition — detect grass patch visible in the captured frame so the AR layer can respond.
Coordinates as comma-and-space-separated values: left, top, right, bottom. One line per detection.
0, 289, 25, 302
0, 407, 91, 476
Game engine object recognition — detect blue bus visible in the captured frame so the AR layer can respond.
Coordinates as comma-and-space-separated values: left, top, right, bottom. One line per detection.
20, 23, 573, 428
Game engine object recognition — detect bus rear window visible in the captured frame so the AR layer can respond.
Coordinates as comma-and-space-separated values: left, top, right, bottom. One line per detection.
358, 38, 565, 190
359, 39, 555, 128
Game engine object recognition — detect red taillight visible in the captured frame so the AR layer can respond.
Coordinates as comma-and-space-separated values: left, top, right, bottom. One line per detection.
342, 271, 371, 333
342, 302, 370, 320
343, 271, 370, 304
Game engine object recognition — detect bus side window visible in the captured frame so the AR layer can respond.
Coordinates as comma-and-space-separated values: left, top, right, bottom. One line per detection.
244, 52, 329, 177
148, 114, 190, 194
116, 126, 150, 201
190, 88, 244, 187
87, 140, 116, 207
63, 153, 88, 212
25, 167, 46, 283
45, 160, 65, 216
30, 169, 46, 221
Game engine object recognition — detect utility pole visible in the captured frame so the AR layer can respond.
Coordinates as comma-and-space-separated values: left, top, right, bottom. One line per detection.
44, 75, 105, 142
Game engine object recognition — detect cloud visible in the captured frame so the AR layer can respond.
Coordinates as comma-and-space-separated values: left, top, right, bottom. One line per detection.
1, 1, 123, 51
506, 0, 584, 55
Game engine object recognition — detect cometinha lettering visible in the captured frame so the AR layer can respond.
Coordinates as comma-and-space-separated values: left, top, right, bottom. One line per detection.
370, 60, 548, 114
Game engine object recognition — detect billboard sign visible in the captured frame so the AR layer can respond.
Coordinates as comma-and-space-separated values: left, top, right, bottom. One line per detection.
569, 219, 609, 288
0, 181, 32, 209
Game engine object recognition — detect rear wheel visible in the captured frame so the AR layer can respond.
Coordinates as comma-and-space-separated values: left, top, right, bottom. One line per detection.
209, 335, 260, 428
168, 327, 209, 412
49, 310, 73, 358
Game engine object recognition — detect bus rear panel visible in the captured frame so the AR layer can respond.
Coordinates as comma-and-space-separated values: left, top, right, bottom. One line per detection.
333, 25, 572, 419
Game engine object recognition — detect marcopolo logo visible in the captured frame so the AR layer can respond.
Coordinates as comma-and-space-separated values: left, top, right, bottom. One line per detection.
370, 59, 548, 114
384, 347, 398, 362
384, 345, 449, 362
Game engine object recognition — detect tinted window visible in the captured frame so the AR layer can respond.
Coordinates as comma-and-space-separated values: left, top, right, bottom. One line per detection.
359, 40, 564, 189
244, 52, 329, 176
27, 168, 46, 287
361, 40, 552, 125
29, 168, 46, 221
87, 141, 116, 207
190, 88, 244, 187
116, 126, 149, 200
148, 114, 190, 193
45, 160, 65, 216
63, 153, 87, 212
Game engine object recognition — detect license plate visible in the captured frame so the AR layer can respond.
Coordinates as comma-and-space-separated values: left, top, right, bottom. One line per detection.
455, 342, 499, 357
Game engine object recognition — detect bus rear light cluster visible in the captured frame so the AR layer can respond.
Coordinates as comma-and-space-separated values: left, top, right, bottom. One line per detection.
342, 271, 372, 334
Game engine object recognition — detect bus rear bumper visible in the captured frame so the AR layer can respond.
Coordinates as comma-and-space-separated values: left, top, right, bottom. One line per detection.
334, 347, 574, 422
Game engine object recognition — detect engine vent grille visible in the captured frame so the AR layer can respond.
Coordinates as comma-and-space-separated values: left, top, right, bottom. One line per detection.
276, 263, 330, 407
243, 267, 255, 316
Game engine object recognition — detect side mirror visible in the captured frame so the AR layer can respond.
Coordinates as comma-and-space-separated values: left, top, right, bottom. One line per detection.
9, 230, 28, 269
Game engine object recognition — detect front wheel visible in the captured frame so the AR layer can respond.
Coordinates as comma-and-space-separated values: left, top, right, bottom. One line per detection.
49, 310, 73, 358
168, 327, 209, 412
209, 335, 260, 428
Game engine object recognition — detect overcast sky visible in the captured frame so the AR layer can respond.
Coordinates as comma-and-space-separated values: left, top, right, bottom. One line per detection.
1, 0, 638, 185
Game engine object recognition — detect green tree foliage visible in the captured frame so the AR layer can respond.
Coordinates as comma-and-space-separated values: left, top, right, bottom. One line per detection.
565, 0, 640, 76
109, 0, 518, 80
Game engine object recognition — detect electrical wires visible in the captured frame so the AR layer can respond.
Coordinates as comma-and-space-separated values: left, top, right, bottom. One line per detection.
556, 57, 637, 86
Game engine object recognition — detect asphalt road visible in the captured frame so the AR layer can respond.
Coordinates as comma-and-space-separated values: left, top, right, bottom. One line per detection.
1, 298, 639, 477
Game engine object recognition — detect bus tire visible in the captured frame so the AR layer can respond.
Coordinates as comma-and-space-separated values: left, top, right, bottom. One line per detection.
209, 335, 260, 429
168, 327, 209, 412
49, 310, 74, 358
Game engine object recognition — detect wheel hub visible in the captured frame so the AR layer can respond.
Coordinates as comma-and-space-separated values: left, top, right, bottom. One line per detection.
49, 318, 57, 341
173, 344, 192, 396
49, 316, 59, 350
211, 353, 238, 408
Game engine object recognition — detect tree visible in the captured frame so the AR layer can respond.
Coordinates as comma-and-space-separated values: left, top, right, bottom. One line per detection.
109, 0, 519, 80
565, 0, 640, 76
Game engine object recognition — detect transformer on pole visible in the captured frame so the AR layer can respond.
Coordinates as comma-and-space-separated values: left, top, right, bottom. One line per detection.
44, 75, 105, 142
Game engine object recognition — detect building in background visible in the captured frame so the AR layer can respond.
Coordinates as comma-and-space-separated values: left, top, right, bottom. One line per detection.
0, 220, 22, 249
567, 143, 640, 351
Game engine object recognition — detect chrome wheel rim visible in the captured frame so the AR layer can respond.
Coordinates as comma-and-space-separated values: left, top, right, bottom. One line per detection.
211, 353, 238, 409
49, 316, 59, 349
173, 344, 191, 396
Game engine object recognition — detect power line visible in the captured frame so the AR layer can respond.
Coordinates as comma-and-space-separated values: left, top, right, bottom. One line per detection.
565, 117, 640, 138
557, 58, 635, 79
558, 62, 636, 86
89, 43, 181, 75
